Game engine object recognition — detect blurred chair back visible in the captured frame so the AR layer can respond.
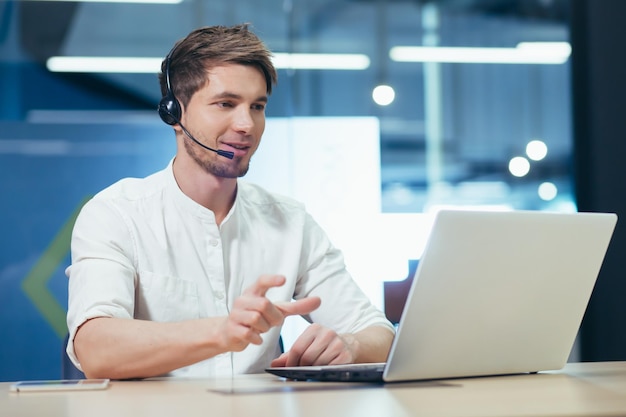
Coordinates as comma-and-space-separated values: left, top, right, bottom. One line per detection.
383, 259, 419, 325
62, 333, 85, 379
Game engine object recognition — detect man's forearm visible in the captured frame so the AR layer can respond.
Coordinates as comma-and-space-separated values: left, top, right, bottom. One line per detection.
73, 316, 228, 379
349, 325, 395, 363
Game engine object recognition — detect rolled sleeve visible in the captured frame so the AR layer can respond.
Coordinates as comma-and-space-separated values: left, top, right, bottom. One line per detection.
65, 198, 137, 369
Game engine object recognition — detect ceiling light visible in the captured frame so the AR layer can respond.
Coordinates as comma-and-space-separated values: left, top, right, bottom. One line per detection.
46, 53, 370, 73
390, 42, 571, 65
272, 53, 370, 70
23, 0, 182, 3
47, 57, 162, 73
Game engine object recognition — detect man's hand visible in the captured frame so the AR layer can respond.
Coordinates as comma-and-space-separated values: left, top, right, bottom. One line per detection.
270, 324, 394, 367
221, 274, 321, 351
270, 323, 358, 367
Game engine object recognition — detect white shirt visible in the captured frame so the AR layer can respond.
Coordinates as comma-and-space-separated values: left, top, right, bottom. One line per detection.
66, 161, 394, 377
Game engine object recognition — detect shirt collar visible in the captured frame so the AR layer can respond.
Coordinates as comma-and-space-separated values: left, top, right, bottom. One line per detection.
165, 158, 239, 224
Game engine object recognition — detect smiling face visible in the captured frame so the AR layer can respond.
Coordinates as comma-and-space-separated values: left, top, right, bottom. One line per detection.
178, 63, 268, 179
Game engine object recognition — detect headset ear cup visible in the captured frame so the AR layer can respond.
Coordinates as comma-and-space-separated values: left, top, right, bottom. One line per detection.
158, 93, 181, 126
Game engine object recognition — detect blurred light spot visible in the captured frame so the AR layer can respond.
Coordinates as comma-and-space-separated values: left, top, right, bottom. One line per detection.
526, 139, 548, 161
538, 182, 558, 201
372, 85, 395, 106
509, 156, 530, 177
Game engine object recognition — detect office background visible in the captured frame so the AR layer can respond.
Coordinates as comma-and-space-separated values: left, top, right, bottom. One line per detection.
0, 0, 624, 382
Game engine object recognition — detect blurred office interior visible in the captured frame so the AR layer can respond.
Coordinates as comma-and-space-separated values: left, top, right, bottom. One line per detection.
0, 0, 624, 381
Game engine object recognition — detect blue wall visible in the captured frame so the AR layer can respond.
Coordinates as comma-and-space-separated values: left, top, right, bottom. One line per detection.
0, 121, 175, 381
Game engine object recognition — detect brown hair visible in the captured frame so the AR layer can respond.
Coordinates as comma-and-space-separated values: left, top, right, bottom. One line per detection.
158, 23, 278, 108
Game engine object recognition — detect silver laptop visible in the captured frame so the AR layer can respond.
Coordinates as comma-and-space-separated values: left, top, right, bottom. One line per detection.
266, 209, 617, 383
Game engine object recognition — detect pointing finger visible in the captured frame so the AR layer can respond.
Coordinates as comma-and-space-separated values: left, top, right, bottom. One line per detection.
276, 296, 321, 317
244, 275, 286, 297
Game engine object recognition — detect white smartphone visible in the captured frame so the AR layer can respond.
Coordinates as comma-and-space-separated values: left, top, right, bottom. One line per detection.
9, 379, 110, 393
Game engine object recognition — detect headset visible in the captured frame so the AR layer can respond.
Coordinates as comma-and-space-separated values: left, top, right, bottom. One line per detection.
158, 51, 182, 126
157, 48, 234, 159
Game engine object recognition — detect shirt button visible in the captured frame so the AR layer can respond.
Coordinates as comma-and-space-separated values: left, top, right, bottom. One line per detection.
214, 291, 225, 300
209, 239, 219, 247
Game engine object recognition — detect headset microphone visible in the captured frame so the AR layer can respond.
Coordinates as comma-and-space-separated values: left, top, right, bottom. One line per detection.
158, 53, 234, 160
178, 120, 235, 159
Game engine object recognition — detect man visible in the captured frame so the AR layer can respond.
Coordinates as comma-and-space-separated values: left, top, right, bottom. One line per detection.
66, 23, 395, 380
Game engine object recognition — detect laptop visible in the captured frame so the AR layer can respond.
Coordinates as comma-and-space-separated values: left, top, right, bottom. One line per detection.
266, 209, 617, 383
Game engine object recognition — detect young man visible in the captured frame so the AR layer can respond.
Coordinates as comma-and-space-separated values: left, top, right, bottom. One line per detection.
66, 23, 395, 379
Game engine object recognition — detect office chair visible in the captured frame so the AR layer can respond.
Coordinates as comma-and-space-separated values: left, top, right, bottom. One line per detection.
62, 333, 85, 379
383, 259, 419, 325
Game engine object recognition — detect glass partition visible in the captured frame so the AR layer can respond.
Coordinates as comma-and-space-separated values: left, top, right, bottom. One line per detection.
0, 0, 572, 380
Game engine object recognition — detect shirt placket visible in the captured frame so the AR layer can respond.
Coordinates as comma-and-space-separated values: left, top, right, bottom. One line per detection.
204, 219, 233, 376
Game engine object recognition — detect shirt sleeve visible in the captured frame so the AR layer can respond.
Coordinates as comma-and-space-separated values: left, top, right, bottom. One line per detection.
294, 213, 395, 335
65, 197, 137, 369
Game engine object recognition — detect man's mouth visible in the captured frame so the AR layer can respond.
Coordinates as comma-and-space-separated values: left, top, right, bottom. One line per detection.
227, 143, 249, 150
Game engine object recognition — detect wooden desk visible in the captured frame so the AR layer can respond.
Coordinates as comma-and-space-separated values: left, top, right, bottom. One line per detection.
3, 361, 626, 417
